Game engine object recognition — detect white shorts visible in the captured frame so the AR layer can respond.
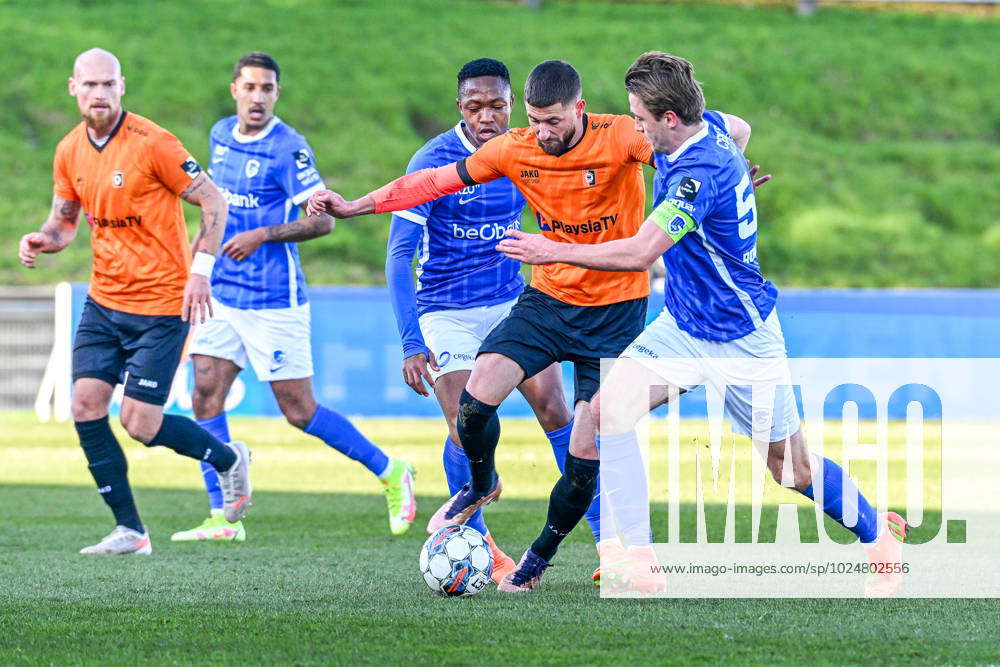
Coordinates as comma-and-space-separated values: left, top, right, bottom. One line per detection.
189, 298, 313, 382
418, 298, 518, 381
623, 308, 800, 442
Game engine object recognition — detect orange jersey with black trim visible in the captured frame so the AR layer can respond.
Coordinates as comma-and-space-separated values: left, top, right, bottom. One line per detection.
52, 111, 203, 316
462, 113, 653, 306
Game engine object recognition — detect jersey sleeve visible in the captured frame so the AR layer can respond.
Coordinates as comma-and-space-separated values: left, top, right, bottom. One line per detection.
275, 136, 327, 206
620, 117, 654, 166
148, 130, 204, 196
702, 110, 730, 136
649, 168, 717, 243
52, 141, 78, 202
385, 215, 428, 357
461, 133, 506, 184
394, 147, 438, 225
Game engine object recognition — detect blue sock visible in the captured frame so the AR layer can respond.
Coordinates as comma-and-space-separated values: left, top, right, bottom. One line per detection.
598, 431, 651, 547
546, 419, 600, 542
442, 437, 488, 536
800, 457, 879, 543
196, 414, 229, 512
304, 405, 390, 477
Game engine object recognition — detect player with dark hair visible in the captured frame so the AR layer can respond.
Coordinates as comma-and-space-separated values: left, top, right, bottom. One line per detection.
18, 48, 251, 555
498, 51, 909, 597
385, 57, 600, 582
310, 59, 665, 591
171, 51, 417, 542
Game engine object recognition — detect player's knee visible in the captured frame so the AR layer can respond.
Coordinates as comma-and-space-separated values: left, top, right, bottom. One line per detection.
280, 399, 316, 430
191, 383, 225, 418
120, 412, 157, 445
534, 400, 572, 433
71, 394, 106, 422
457, 389, 497, 435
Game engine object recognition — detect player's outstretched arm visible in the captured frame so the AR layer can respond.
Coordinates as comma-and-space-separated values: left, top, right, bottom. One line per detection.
722, 113, 771, 188
222, 207, 334, 262
306, 164, 468, 219
497, 220, 673, 272
18, 196, 81, 268
180, 172, 228, 323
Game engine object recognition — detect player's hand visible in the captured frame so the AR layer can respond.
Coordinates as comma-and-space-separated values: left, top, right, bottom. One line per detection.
182, 273, 213, 324
749, 164, 772, 189
223, 228, 266, 261
18, 232, 49, 268
402, 351, 438, 397
495, 229, 558, 265
307, 190, 352, 218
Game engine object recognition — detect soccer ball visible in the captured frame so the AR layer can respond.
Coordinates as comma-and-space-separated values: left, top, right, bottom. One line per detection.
419, 524, 493, 597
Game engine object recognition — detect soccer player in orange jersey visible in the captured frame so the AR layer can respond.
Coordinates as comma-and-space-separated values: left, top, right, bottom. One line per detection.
18, 48, 253, 555
310, 60, 664, 591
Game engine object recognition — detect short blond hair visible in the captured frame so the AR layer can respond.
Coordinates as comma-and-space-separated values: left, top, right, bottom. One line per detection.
625, 52, 704, 125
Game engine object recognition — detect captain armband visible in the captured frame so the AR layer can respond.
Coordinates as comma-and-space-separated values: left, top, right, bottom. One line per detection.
649, 200, 696, 242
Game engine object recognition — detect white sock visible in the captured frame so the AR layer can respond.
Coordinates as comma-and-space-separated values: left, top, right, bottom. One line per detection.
377, 458, 395, 480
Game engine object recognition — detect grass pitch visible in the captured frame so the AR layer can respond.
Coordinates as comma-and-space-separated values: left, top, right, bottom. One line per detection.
1, 413, 998, 665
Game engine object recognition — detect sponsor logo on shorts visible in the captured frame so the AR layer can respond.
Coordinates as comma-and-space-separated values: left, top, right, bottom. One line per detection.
452, 353, 474, 362
270, 349, 287, 373
438, 351, 451, 368
136, 378, 159, 389
629, 343, 659, 358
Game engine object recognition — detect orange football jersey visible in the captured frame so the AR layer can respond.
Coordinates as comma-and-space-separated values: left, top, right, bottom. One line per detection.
52, 111, 203, 316
464, 113, 653, 306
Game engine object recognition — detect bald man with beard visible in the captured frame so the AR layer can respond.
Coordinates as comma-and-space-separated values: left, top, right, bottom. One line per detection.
18, 48, 253, 555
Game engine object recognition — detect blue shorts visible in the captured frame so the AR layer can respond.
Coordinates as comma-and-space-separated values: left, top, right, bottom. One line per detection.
72, 297, 188, 406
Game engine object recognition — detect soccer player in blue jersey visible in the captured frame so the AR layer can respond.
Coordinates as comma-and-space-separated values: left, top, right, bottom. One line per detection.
385, 58, 602, 583
171, 52, 416, 542
499, 51, 909, 597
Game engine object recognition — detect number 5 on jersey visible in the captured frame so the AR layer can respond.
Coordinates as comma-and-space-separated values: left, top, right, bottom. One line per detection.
736, 172, 757, 239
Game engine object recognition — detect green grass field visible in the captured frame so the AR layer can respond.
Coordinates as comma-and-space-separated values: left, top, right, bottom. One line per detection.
2, 412, 998, 665
3, 0, 999, 288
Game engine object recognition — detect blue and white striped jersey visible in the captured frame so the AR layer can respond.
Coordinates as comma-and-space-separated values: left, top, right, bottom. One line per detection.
207, 115, 326, 309
653, 110, 778, 341
397, 122, 525, 314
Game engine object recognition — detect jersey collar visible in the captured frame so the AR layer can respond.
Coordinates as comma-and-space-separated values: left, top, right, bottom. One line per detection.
664, 121, 708, 163
87, 110, 127, 153
231, 115, 281, 143
454, 121, 477, 154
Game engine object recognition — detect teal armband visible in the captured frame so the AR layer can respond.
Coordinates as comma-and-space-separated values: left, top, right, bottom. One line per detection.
649, 200, 696, 242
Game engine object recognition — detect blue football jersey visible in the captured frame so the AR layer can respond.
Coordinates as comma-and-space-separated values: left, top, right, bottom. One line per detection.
207, 116, 326, 309
652, 110, 778, 341
397, 122, 525, 314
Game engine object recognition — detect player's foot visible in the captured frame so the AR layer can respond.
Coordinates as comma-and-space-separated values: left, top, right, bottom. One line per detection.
79, 525, 151, 555
381, 459, 417, 536
426, 477, 503, 534
600, 544, 667, 596
593, 538, 628, 586
484, 532, 516, 585
170, 512, 245, 542
218, 441, 252, 523
864, 511, 909, 599
497, 549, 550, 593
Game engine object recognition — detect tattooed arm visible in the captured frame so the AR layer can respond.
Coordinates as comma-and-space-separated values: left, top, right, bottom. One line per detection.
18, 196, 81, 268
181, 172, 228, 256
179, 172, 228, 323
222, 207, 334, 262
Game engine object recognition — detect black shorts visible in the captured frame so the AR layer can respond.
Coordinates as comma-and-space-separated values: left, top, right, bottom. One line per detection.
72, 297, 188, 406
478, 286, 647, 404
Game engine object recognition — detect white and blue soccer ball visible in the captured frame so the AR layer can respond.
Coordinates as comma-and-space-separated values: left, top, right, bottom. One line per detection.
419, 524, 493, 597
